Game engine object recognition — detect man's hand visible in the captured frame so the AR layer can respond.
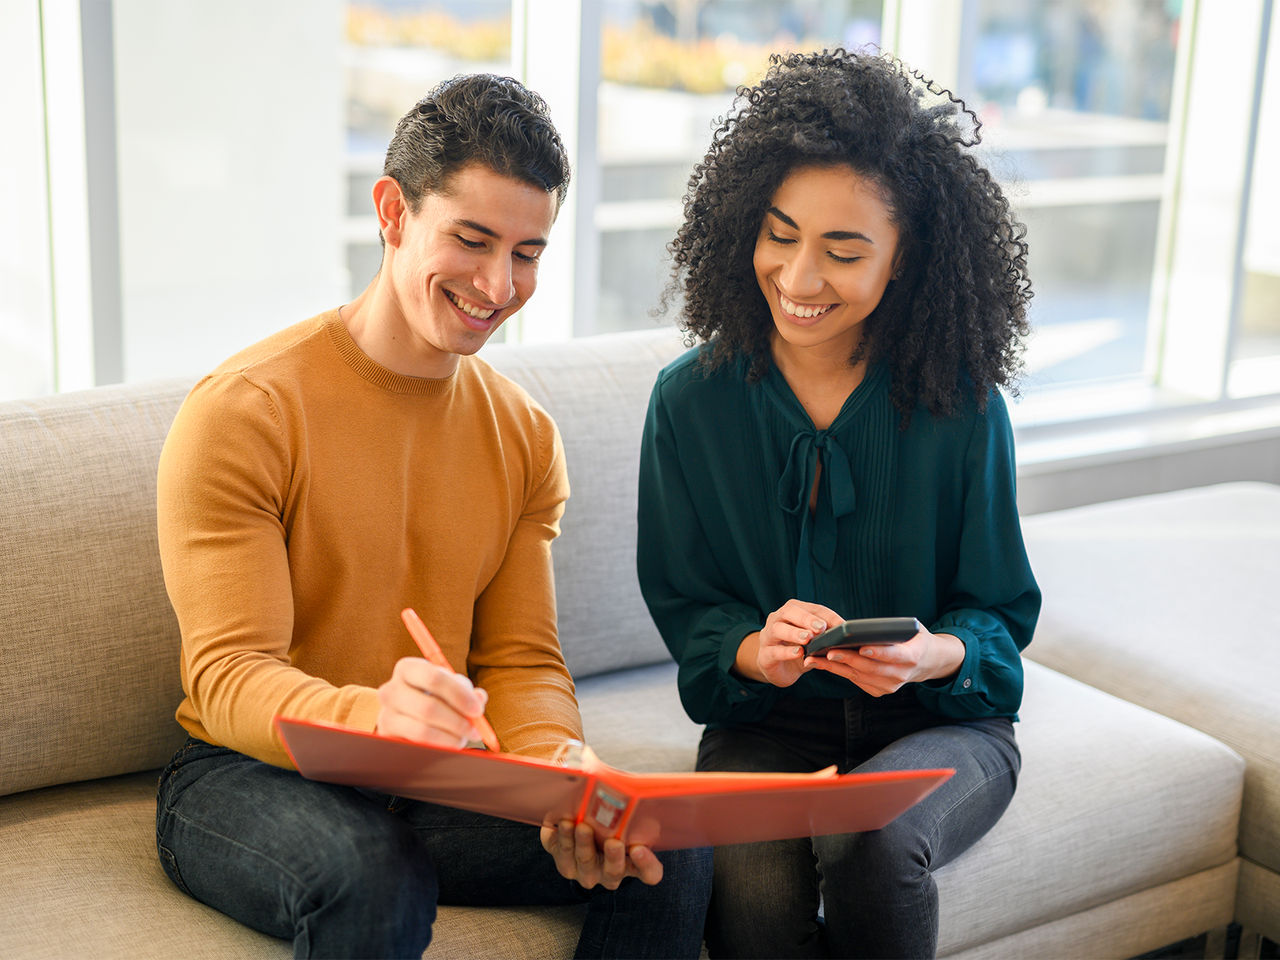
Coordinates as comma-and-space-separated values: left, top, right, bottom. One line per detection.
374, 656, 490, 748
540, 820, 664, 890
805, 627, 966, 697
734, 599, 842, 687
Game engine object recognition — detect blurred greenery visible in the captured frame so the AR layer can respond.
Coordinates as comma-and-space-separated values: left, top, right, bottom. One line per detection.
345, 4, 827, 93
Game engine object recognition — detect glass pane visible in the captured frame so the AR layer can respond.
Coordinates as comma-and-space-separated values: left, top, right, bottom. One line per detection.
592, 0, 884, 337
965, 0, 1181, 397
1230, 7, 1280, 398
344, 1, 514, 306
0, 1, 54, 400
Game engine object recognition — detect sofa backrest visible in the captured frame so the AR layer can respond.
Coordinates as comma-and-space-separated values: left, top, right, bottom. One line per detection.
0, 379, 194, 797
0, 326, 688, 797
483, 327, 688, 680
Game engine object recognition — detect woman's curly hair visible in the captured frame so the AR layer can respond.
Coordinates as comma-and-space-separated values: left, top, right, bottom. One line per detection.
666, 48, 1032, 420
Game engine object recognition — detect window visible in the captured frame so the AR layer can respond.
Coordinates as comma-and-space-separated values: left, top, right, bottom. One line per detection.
343, 2, 514, 315
1231, 2, 1280, 399
4, 0, 1276, 436
963, 0, 1179, 395
591, 0, 884, 337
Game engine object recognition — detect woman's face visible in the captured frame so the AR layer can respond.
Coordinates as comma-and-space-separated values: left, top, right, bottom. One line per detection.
752, 164, 901, 362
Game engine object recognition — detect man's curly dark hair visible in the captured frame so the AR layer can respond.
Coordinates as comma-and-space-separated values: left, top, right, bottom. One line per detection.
666, 48, 1032, 420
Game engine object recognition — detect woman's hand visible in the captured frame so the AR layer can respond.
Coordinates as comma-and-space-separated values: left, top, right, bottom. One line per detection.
374, 656, 490, 748
734, 600, 842, 687
804, 625, 965, 697
540, 820, 664, 889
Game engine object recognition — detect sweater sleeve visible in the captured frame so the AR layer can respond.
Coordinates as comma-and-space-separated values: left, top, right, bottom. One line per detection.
157, 375, 381, 768
913, 392, 1041, 720
468, 409, 582, 760
636, 376, 782, 726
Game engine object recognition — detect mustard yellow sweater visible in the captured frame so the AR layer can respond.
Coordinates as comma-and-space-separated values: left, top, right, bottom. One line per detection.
157, 310, 580, 768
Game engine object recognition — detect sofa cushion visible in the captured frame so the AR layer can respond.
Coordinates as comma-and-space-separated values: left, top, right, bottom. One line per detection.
582, 659, 1243, 956
3, 658, 1241, 959
1021, 481, 1280, 936
932, 660, 1241, 955
483, 328, 688, 680
0, 770, 585, 960
0, 381, 193, 797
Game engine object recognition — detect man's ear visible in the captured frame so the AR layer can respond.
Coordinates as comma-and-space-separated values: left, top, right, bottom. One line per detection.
373, 176, 408, 247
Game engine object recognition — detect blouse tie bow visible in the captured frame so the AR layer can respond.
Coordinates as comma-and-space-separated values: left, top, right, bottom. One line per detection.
777, 429, 856, 599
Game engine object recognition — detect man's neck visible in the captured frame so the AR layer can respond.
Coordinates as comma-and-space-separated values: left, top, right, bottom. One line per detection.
340, 282, 461, 380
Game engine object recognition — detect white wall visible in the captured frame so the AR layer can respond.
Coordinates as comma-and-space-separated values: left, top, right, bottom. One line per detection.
0, 1, 55, 399
113, 0, 347, 381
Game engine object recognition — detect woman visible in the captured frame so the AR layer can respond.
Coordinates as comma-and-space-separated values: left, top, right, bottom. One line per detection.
636, 49, 1040, 959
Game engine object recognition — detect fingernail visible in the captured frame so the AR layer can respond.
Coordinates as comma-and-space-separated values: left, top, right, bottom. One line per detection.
811, 620, 825, 631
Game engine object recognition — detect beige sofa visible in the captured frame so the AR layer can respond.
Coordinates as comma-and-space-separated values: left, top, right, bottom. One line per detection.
0, 327, 1258, 958
1021, 482, 1280, 956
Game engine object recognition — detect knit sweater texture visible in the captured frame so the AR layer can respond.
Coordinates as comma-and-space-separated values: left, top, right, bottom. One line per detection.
157, 310, 579, 768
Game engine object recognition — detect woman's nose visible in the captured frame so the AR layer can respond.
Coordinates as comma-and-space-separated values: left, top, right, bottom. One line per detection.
779, 248, 823, 298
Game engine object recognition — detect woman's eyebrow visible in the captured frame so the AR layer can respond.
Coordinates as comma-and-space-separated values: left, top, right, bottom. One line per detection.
765, 207, 874, 244
822, 229, 874, 243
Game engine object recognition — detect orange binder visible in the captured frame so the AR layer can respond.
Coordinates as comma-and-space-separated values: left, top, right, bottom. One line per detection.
275, 717, 953, 850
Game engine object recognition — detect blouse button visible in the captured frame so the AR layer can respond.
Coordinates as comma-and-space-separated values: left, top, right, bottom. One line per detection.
962, 678, 972, 689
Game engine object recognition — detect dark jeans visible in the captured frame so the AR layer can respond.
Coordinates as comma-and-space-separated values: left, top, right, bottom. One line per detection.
155, 738, 711, 959
696, 695, 1020, 960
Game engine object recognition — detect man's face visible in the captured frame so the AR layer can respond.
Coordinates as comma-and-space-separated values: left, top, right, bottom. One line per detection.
382, 163, 558, 372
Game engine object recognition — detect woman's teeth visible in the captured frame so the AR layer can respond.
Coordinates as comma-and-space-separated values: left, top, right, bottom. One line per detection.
779, 293, 833, 319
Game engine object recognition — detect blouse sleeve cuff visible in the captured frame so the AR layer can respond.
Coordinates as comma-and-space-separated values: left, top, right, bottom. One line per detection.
716, 623, 774, 705
919, 623, 982, 697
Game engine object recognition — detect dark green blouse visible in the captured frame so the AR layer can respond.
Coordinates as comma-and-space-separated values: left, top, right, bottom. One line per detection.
636, 346, 1040, 728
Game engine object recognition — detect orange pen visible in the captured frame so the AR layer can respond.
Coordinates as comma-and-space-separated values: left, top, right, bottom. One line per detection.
400, 607, 502, 753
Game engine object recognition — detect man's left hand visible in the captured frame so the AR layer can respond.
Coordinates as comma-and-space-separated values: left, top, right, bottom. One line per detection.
540, 820, 664, 889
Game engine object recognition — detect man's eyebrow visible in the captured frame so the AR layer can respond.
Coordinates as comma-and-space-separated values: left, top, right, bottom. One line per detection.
454, 218, 548, 247
765, 207, 874, 244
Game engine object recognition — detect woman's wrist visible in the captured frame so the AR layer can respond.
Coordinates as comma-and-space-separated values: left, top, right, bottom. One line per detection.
732, 631, 765, 682
919, 632, 966, 682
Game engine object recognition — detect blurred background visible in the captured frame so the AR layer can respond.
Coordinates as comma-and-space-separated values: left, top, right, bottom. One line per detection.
2, 0, 1277, 433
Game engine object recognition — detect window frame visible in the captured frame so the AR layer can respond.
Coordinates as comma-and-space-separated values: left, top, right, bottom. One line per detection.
16, 0, 1280, 446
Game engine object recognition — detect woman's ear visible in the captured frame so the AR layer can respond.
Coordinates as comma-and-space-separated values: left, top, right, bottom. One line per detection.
373, 176, 408, 247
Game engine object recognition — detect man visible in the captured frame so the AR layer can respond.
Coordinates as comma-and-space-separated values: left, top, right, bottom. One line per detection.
155, 74, 709, 959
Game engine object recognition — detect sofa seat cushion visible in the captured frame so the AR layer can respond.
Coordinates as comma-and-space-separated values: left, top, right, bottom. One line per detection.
1021, 481, 1280, 937
2, 660, 1242, 960
0, 770, 587, 960
934, 660, 1241, 956
578, 658, 1243, 958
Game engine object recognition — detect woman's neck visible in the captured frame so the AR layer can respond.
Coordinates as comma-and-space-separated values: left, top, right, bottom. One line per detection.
770, 333, 868, 430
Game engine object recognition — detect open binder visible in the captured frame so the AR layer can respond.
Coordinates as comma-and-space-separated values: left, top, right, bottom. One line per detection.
276, 716, 953, 850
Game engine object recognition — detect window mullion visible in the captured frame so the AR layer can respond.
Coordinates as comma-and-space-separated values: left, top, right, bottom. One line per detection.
1154, 0, 1269, 400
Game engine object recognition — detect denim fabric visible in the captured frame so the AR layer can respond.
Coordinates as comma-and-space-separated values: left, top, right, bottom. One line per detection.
696, 693, 1020, 959
155, 738, 710, 959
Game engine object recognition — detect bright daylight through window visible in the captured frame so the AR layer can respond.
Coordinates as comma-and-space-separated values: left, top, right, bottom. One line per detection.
1, 0, 1276, 432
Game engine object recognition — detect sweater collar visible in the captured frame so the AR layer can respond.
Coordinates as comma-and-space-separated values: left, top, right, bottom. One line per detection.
324, 310, 460, 396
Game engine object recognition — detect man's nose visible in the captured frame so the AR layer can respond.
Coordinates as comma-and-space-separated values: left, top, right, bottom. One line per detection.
475, 257, 516, 306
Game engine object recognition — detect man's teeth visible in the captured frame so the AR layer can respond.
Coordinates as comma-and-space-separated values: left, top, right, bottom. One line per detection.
446, 291, 495, 320
779, 294, 833, 319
